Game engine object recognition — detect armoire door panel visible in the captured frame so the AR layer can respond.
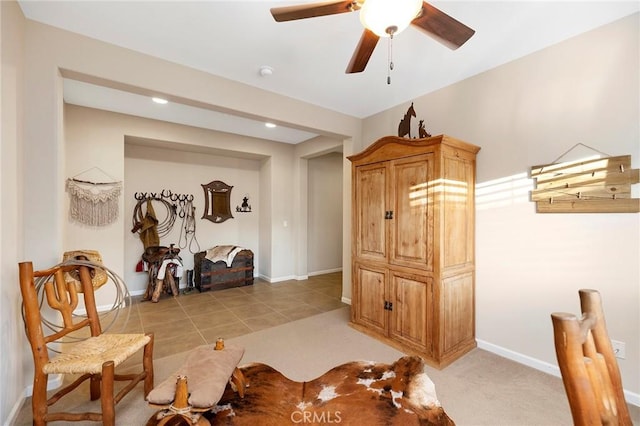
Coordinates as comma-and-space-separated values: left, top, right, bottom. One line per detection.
354, 264, 387, 334
355, 164, 388, 260
442, 156, 474, 268
390, 154, 433, 270
442, 273, 475, 353
390, 272, 431, 351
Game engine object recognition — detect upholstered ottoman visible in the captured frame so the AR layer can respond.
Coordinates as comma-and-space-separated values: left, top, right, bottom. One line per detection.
147, 341, 246, 425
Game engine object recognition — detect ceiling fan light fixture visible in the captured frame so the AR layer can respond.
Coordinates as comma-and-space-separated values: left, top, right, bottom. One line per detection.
359, 0, 422, 38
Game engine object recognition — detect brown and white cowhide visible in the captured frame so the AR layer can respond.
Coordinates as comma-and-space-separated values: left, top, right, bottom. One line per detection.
205, 355, 453, 425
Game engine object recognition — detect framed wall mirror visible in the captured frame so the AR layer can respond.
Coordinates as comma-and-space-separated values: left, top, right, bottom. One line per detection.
201, 180, 233, 223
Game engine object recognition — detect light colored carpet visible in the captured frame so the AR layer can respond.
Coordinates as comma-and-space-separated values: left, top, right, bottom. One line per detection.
14, 306, 639, 425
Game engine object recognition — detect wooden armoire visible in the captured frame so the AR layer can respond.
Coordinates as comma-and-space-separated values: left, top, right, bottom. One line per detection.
348, 134, 480, 368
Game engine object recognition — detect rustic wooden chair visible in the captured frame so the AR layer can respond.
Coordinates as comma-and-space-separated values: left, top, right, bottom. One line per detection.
551, 289, 632, 426
19, 260, 154, 426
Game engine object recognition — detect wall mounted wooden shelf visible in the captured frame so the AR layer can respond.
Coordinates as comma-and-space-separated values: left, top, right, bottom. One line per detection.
530, 155, 640, 213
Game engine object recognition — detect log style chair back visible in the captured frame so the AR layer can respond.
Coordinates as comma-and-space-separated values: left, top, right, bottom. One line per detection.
19, 260, 154, 426
551, 289, 632, 426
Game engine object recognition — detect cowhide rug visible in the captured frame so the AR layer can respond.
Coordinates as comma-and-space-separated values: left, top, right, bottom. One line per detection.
199, 355, 453, 425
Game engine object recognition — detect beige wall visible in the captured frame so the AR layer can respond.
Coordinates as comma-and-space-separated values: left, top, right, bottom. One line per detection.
307, 152, 344, 274
362, 13, 640, 399
1, 0, 26, 421
293, 136, 344, 277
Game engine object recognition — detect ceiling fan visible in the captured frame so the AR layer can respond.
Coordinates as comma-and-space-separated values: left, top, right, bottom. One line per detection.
270, 0, 475, 74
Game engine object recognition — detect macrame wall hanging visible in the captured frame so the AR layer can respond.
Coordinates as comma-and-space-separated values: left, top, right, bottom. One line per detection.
66, 167, 122, 226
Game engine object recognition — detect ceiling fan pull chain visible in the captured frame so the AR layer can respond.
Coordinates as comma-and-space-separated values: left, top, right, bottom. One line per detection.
387, 35, 394, 85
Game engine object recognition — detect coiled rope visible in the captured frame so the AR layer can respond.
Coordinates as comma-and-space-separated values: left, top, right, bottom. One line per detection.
131, 197, 177, 238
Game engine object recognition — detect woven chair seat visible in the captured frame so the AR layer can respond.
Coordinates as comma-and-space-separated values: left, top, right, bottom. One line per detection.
43, 333, 151, 375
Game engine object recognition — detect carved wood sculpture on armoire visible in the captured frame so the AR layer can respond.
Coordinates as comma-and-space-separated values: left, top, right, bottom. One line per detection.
348, 135, 480, 369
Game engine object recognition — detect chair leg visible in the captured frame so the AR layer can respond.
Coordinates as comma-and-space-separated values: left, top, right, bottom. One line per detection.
143, 333, 155, 396
89, 374, 101, 401
101, 361, 116, 426
31, 370, 47, 426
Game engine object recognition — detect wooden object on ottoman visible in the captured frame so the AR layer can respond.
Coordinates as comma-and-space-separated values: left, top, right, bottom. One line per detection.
194, 248, 254, 292
146, 341, 246, 426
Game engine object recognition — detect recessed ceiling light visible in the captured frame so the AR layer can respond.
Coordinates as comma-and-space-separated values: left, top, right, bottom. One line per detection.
152, 97, 168, 104
265, 122, 277, 128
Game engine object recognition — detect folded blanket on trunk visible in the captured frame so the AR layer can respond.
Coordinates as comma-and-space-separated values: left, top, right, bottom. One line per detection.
205, 245, 244, 267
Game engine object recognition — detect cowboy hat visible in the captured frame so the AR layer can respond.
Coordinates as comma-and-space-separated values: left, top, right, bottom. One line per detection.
62, 249, 109, 291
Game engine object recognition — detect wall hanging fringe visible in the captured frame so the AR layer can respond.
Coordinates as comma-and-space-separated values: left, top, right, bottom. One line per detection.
66, 178, 122, 226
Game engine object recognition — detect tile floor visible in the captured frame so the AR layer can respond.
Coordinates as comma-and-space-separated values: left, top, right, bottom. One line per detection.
107, 272, 346, 360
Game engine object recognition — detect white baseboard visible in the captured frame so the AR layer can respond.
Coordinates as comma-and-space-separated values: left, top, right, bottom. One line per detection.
477, 339, 640, 407
22, 373, 62, 398
308, 267, 343, 276
258, 274, 296, 283
260, 270, 343, 283
7, 397, 25, 426
271, 275, 295, 283
10, 376, 58, 425
341, 296, 352, 305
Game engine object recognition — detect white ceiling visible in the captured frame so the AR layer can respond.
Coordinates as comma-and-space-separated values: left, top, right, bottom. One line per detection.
18, 1, 640, 144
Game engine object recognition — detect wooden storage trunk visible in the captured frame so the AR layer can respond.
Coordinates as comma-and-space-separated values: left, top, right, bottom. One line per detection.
194, 249, 254, 292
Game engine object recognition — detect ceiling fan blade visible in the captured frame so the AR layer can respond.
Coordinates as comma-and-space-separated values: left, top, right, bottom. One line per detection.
270, 1, 357, 22
346, 29, 380, 74
411, 2, 475, 49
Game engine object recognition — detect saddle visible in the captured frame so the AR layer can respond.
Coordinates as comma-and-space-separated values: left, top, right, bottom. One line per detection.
142, 245, 183, 303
